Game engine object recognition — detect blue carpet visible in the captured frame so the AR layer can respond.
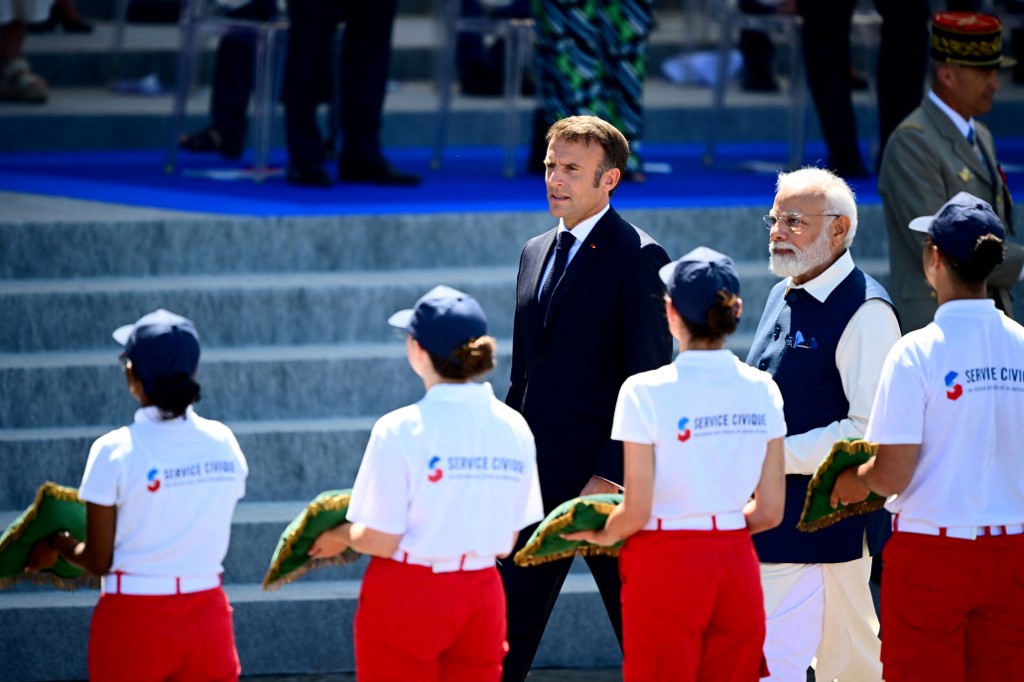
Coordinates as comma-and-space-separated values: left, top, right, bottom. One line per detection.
2, 141, 1023, 217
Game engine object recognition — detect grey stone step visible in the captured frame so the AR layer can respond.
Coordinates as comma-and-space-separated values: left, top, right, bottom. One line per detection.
0, 267, 519, 353
0, 211, 545, 279
0, 573, 620, 681
0, 258, 891, 355
0, 206, 891, 281
0, 345, 513, 430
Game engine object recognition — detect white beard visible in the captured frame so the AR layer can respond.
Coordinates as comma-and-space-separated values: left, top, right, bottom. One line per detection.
769, 228, 834, 279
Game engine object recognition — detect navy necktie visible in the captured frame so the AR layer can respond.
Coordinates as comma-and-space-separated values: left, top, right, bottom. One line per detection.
968, 126, 994, 183
538, 230, 576, 318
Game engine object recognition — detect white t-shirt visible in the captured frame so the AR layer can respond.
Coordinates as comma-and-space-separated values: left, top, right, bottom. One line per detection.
613, 350, 787, 521
866, 300, 1024, 527
346, 382, 543, 561
78, 406, 248, 577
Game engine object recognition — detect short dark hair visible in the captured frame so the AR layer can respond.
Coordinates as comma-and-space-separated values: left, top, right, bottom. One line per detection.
427, 336, 497, 380
547, 116, 630, 187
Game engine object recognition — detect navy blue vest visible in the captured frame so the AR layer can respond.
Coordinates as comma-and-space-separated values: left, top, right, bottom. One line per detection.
746, 266, 895, 564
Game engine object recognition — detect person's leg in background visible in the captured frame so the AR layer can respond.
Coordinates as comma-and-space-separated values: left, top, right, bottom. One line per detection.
761, 563, 825, 682
180, 0, 278, 159
738, 0, 786, 92
874, 0, 930, 157
335, 0, 420, 185
281, 0, 337, 185
499, 542, 577, 682
0, 0, 51, 104
798, 0, 868, 178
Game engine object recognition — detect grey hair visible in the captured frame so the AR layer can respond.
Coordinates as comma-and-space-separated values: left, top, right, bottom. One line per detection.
776, 167, 859, 248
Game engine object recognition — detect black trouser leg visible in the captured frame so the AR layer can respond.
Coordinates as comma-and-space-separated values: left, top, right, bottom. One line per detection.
874, 0, 930, 153
338, 0, 398, 161
799, 0, 864, 175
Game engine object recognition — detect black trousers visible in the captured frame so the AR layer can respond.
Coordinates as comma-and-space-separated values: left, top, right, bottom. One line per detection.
798, 0, 931, 169
499, 522, 623, 682
282, 0, 398, 169
207, 0, 277, 148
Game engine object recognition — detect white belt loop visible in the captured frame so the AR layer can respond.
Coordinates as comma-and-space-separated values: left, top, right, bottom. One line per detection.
101, 572, 222, 596
892, 514, 1024, 541
391, 551, 496, 573
643, 510, 747, 532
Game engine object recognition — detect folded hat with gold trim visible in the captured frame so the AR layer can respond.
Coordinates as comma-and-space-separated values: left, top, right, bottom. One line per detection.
798, 439, 886, 532
930, 11, 1016, 69
262, 489, 361, 590
514, 493, 623, 567
0, 482, 98, 591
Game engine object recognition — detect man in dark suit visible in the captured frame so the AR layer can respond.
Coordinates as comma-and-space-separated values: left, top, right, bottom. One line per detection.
500, 115, 672, 682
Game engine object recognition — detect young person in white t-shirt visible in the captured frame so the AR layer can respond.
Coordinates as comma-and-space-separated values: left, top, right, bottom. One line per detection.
28, 309, 249, 681
308, 285, 543, 682
565, 247, 787, 681
832, 192, 1024, 681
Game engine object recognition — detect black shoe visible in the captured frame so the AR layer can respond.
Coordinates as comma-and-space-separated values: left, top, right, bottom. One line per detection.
179, 127, 244, 160
338, 156, 421, 186
28, 16, 58, 33
287, 164, 332, 187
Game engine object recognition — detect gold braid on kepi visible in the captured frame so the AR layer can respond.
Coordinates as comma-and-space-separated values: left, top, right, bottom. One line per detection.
797, 439, 887, 533
929, 11, 1015, 69
513, 494, 623, 567
262, 489, 362, 590
0, 481, 100, 591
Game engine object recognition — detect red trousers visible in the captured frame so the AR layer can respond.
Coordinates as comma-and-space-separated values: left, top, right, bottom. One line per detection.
619, 530, 768, 682
881, 531, 1024, 682
355, 557, 507, 682
89, 586, 240, 682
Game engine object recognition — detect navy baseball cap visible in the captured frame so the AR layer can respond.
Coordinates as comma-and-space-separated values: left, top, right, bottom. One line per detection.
112, 309, 200, 392
909, 192, 1006, 261
659, 246, 741, 324
388, 286, 488, 358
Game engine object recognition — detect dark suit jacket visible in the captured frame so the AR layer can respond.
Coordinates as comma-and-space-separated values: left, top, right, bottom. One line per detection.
506, 206, 672, 510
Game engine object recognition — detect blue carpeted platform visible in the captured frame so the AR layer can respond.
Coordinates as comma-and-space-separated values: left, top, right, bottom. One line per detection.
2, 141, 1023, 217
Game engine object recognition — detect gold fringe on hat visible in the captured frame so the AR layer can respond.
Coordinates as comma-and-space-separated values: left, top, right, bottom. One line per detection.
797, 440, 887, 533
513, 500, 621, 567
261, 491, 360, 590
0, 481, 99, 591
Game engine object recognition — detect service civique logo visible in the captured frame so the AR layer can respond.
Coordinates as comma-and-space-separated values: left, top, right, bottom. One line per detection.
146, 468, 161, 493
944, 371, 963, 401
427, 456, 444, 483
677, 417, 692, 442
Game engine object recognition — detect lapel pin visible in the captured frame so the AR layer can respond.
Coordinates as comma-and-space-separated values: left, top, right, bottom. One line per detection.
959, 167, 971, 183
589, 243, 596, 249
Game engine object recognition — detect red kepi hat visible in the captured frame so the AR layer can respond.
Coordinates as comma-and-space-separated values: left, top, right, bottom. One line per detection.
930, 11, 1016, 69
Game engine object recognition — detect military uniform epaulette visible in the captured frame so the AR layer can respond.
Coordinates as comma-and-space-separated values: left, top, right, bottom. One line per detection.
894, 122, 925, 134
